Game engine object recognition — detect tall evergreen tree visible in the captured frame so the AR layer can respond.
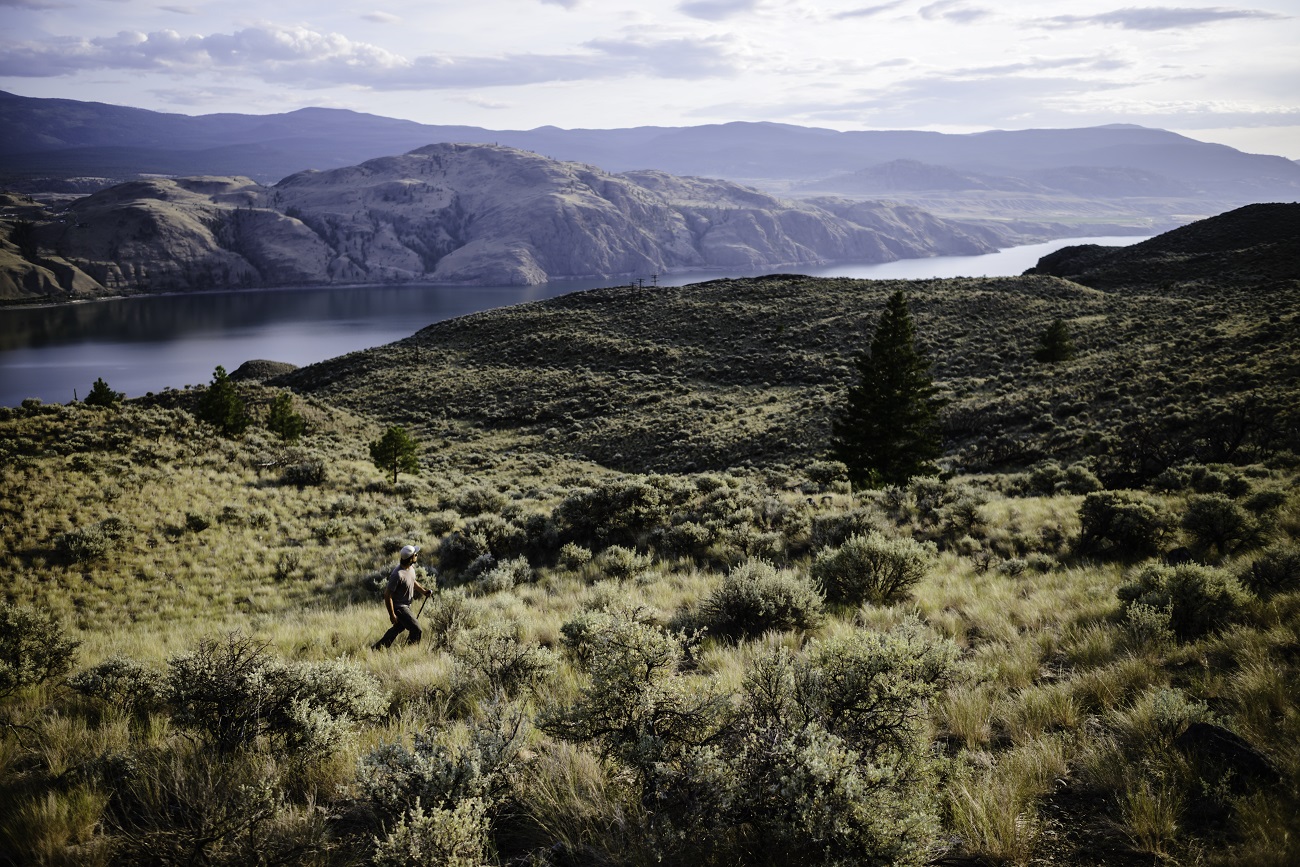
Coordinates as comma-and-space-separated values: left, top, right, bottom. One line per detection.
369, 426, 420, 485
83, 376, 124, 408
196, 365, 250, 436
266, 392, 306, 442
832, 290, 944, 487
1033, 318, 1076, 363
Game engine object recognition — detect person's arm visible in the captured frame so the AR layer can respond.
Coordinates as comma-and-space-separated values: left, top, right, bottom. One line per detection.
384, 585, 397, 623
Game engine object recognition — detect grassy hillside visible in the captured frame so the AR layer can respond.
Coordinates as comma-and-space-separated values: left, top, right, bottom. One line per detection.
1, 205, 1298, 866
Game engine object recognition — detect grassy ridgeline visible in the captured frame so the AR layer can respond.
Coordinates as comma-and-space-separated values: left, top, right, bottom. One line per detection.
2, 225, 1299, 865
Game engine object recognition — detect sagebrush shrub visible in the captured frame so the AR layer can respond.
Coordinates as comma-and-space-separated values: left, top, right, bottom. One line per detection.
68, 655, 165, 716
451, 627, 555, 699
1078, 491, 1171, 558
542, 608, 724, 776
165, 633, 386, 757
357, 702, 528, 827
596, 545, 651, 580
56, 516, 130, 563
474, 556, 532, 594
281, 459, 327, 487
699, 559, 823, 639
557, 542, 592, 570
652, 623, 957, 866
1117, 563, 1250, 641
371, 798, 491, 867
1181, 493, 1259, 557
0, 602, 80, 700
452, 485, 507, 517
811, 531, 935, 606
1239, 544, 1300, 599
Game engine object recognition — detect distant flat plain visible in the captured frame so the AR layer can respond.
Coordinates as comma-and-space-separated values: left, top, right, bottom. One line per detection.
0, 235, 1147, 407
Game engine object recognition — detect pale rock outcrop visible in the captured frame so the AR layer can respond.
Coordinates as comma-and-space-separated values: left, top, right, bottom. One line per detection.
3, 144, 1010, 300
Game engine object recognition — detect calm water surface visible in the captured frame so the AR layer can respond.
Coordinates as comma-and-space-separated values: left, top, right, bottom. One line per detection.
0, 235, 1146, 406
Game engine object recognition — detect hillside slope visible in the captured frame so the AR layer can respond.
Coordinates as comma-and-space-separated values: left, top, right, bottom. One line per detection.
1025, 202, 1300, 289
280, 204, 1300, 482
0, 144, 1016, 302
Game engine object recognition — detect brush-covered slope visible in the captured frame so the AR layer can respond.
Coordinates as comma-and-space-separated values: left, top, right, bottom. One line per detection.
1026, 202, 1300, 289
0, 143, 1013, 303
280, 206, 1300, 482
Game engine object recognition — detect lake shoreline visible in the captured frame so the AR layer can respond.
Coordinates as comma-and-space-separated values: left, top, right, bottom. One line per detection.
0, 235, 1151, 407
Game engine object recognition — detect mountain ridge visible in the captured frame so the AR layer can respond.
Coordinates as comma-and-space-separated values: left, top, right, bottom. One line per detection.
0, 143, 1030, 302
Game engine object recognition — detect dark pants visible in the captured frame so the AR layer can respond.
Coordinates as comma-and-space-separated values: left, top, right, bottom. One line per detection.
374, 604, 422, 648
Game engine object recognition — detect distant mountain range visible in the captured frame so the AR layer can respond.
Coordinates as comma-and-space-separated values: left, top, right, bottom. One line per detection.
2, 90, 1297, 219
1, 143, 1036, 302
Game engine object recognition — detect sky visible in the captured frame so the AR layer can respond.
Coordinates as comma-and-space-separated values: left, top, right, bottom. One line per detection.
1, 0, 1298, 158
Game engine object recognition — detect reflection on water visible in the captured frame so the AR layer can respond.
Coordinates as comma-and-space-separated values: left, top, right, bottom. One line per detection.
0, 235, 1147, 406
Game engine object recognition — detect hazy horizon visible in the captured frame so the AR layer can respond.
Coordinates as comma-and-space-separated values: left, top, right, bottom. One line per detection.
1, 1, 1297, 160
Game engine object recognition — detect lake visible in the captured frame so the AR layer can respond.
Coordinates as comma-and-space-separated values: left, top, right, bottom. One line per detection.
0, 235, 1146, 407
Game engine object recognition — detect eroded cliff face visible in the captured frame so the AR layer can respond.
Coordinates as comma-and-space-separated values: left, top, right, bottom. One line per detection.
2, 144, 1009, 301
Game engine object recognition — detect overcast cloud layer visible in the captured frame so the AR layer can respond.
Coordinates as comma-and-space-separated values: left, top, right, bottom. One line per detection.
1, 0, 1296, 157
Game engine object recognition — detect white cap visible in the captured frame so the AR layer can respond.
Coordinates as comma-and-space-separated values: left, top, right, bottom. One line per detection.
400, 544, 421, 559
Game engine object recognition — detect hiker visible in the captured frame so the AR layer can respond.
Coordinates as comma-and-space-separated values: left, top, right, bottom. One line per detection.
372, 544, 433, 649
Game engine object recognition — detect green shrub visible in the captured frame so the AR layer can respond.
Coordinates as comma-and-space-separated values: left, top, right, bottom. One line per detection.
1117, 563, 1250, 642
56, 516, 130, 564
1078, 491, 1172, 559
451, 627, 556, 699
541, 608, 724, 777
165, 633, 386, 757
452, 485, 507, 517
1182, 493, 1260, 557
809, 506, 882, 551
553, 476, 678, 548
371, 798, 492, 867
0, 602, 80, 700
653, 623, 957, 866
1239, 544, 1300, 598
699, 559, 824, 639
811, 531, 935, 606
1025, 461, 1103, 495
557, 542, 593, 570
273, 550, 301, 582
281, 459, 327, 487
357, 702, 527, 827
474, 555, 532, 594
68, 655, 165, 716
97, 743, 317, 866
595, 545, 652, 580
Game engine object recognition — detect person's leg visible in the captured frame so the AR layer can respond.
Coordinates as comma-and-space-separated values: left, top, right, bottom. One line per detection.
374, 619, 406, 649
394, 604, 422, 644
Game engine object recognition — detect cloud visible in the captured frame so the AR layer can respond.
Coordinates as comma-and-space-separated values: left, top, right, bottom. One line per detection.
678, 0, 760, 22
0, 0, 68, 8
919, 0, 991, 24
158, 5, 199, 14
0, 25, 741, 88
831, 1, 908, 20
540, 0, 581, 7
1034, 6, 1286, 31
362, 11, 400, 24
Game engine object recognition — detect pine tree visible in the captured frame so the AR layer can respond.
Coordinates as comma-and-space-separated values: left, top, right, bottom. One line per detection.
195, 365, 250, 436
369, 426, 420, 485
1034, 319, 1076, 363
266, 392, 306, 442
832, 290, 944, 487
83, 376, 123, 408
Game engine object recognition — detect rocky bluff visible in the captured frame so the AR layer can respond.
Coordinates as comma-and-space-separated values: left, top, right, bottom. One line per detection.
3, 143, 1013, 301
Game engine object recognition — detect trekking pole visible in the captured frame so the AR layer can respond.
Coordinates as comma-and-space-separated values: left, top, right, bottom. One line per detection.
416, 592, 428, 619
